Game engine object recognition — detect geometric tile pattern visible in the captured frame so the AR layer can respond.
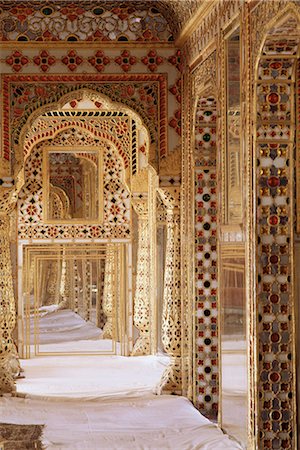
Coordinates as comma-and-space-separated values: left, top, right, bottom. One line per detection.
256, 41, 297, 450
194, 97, 217, 167
194, 96, 218, 420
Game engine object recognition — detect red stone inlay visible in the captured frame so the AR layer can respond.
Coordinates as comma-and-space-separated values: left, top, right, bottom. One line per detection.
270, 254, 279, 264
267, 176, 280, 187
88, 50, 110, 73
33, 50, 56, 72
3, 73, 168, 162
269, 215, 279, 225
270, 294, 279, 303
115, 50, 137, 72
270, 62, 282, 69
271, 333, 280, 343
168, 49, 183, 72
271, 411, 281, 421
61, 50, 83, 71
267, 92, 279, 104
141, 50, 164, 72
6, 50, 29, 72
270, 372, 280, 382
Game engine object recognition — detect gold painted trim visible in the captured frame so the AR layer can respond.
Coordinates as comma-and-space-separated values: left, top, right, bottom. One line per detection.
175, 0, 218, 48
189, 41, 216, 72
252, 6, 300, 447
0, 41, 175, 49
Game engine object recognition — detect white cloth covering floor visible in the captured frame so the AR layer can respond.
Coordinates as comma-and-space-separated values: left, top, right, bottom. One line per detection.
0, 394, 242, 450
0, 355, 243, 449
16, 355, 170, 399
30, 308, 102, 344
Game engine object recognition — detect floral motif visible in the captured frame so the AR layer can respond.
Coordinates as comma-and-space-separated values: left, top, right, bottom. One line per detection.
88, 50, 110, 72
48, 227, 59, 238
61, 50, 83, 71
119, 85, 136, 98
60, 3, 85, 21
111, 6, 134, 20
115, 121, 129, 137
169, 78, 182, 103
169, 110, 181, 136
10, 5, 34, 22
141, 50, 164, 72
33, 50, 56, 72
137, 29, 159, 42
115, 50, 137, 72
6, 51, 29, 72
26, 204, 37, 216
168, 50, 183, 72
12, 86, 31, 107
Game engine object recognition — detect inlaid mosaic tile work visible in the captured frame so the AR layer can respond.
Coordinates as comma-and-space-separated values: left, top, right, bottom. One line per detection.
297, 59, 300, 234
256, 40, 297, 449
195, 97, 217, 167
194, 96, 218, 420
18, 135, 130, 240
1, 55, 181, 163
3, 73, 167, 163
0, 2, 174, 42
23, 113, 133, 170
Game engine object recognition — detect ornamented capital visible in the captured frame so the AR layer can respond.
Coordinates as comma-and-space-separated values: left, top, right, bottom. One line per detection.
131, 196, 148, 217
131, 168, 149, 194
159, 146, 181, 177
194, 51, 217, 95
157, 187, 180, 212
0, 187, 18, 215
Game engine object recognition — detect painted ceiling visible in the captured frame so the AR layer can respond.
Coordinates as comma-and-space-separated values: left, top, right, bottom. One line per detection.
0, 0, 204, 39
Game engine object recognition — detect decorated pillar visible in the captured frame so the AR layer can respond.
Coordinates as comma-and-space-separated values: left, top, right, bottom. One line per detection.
85, 260, 92, 321
131, 197, 150, 356
156, 187, 181, 394
58, 255, 71, 310
46, 261, 60, 305
0, 214, 17, 393
73, 260, 79, 314
102, 244, 115, 339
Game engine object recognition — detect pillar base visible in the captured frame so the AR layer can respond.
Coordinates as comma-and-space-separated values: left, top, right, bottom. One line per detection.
102, 320, 113, 339
0, 361, 16, 394
155, 356, 182, 395
131, 334, 150, 356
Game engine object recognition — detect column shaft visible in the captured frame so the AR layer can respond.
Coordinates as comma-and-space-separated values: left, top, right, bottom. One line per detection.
156, 188, 182, 394
131, 199, 150, 356
102, 244, 115, 339
0, 215, 17, 393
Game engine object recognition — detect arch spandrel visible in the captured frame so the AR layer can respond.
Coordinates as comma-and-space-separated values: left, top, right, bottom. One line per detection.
5, 75, 167, 180
13, 88, 155, 195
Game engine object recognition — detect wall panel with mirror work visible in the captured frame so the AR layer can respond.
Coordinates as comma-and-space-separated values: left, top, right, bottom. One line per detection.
43, 148, 103, 223
219, 244, 247, 447
226, 26, 243, 224
19, 243, 130, 357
